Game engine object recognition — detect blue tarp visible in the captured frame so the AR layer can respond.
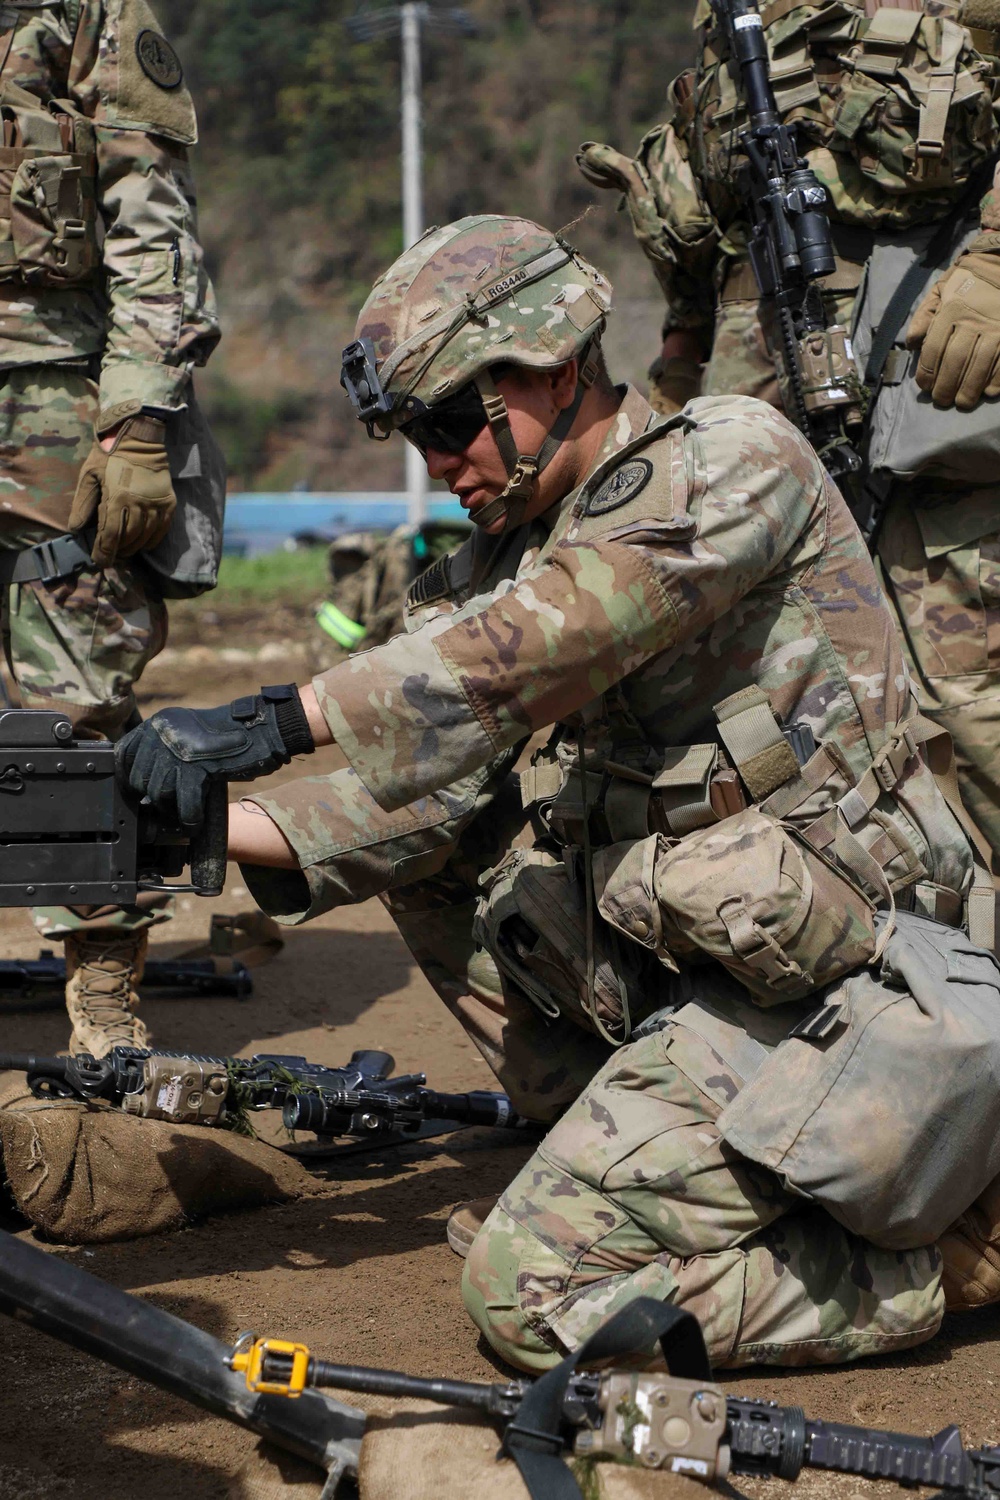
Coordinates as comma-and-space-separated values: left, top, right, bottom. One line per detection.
223, 493, 466, 555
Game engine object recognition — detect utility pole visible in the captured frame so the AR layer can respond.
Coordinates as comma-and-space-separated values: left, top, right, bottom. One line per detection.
400, 2, 427, 522
348, 3, 477, 526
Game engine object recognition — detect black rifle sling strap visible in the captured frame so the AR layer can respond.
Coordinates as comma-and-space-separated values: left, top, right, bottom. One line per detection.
863, 152, 1000, 391
501, 1296, 714, 1500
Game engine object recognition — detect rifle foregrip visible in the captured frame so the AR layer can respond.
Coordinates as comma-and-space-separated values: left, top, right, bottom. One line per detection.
189, 783, 228, 896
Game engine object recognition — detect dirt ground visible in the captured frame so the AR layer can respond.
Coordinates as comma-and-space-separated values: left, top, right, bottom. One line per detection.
3, 621, 1000, 1500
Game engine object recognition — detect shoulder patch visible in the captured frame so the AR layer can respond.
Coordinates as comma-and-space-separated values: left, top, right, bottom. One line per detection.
584, 457, 653, 517
407, 554, 452, 611
135, 28, 183, 89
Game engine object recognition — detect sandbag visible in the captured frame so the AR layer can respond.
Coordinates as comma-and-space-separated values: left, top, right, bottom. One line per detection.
359, 1398, 711, 1500
226, 1441, 326, 1500
0, 1077, 315, 1243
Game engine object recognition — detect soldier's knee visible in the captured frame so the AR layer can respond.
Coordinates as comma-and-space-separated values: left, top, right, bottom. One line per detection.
461, 1206, 566, 1373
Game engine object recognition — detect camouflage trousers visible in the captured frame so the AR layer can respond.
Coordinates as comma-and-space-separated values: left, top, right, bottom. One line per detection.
876, 484, 1000, 861
462, 1023, 944, 1373
0, 365, 170, 937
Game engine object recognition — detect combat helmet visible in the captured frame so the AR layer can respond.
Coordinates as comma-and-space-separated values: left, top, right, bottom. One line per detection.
340, 215, 613, 528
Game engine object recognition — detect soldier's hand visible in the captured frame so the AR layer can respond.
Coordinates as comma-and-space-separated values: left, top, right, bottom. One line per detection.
69, 415, 177, 567
906, 249, 1000, 411
117, 687, 315, 828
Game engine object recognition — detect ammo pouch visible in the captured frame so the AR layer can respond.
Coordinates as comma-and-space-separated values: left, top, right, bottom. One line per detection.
0, 83, 99, 288
597, 810, 876, 1004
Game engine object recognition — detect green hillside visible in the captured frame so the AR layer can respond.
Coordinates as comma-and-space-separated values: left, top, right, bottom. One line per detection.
157, 0, 695, 489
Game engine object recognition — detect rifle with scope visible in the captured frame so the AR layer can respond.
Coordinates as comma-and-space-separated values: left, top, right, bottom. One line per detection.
0, 1044, 527, 1143
710, 0, 864, 507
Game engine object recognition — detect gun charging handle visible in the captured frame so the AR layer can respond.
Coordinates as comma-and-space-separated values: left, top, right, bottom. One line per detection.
188, 783, 228, 897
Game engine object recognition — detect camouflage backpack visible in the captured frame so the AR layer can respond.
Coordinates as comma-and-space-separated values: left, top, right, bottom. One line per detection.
317, 520, 473, 651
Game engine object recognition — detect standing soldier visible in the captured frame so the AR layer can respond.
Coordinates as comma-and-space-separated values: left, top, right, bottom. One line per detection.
0, 0, 223, 1053
578, 0, 1000, 862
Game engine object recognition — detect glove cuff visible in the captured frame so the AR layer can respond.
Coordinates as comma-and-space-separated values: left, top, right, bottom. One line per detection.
262, 685, 315, 757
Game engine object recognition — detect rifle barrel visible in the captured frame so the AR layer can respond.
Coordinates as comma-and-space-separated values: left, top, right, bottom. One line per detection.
0, 1227, 364, 1477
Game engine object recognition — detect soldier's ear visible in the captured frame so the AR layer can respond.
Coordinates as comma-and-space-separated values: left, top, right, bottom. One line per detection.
550, 359, 579, 409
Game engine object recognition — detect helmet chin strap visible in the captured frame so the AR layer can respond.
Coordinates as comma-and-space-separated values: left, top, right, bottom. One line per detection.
472, 343, 601, 532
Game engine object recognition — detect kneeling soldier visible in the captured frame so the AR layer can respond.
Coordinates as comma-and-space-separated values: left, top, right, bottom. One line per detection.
119, 216, 1000, 1370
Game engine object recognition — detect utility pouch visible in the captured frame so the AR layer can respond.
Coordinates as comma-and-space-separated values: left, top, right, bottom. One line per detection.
598, 810, 876, 1005
718, 911, 1000, 1247
852, 218, 1000, 483
474, 846, 657, 1043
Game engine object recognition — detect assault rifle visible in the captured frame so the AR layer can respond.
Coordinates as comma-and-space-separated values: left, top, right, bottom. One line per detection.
710, 0, 864, 506
0, 1044, 527, 1145
0, 949, 251, 1001
2, 1241, 998, 1500
0, 706, 227, 906
231, 1303, 1000, 1500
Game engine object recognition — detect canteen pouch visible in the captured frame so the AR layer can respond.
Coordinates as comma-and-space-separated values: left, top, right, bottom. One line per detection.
718, 911, 1000, 1247
140, 389, 228, 599
598, 809, 876, 1005
851, 219, 1000, 484
474, 846, 657, 1042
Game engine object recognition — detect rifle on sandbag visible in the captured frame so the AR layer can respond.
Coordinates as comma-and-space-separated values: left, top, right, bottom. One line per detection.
0, 1045, 528, 1151
230, 1299, 1000, 1500
710, 0, 865, 511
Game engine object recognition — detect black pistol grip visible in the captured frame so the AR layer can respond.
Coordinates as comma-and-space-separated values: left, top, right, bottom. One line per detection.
349, 1050, 395, 1081
189, 783, 228, 896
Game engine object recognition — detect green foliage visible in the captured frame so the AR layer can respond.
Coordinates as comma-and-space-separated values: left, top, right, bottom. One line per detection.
199, 375, 312, 489
212, 546, 330, 604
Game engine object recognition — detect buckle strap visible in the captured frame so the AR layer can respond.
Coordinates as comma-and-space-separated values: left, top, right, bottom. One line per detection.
714, 685, 800, 801
0, 531, 96, 588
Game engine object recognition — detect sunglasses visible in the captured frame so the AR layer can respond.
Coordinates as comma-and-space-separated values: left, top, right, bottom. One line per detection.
399, 382, 490, 457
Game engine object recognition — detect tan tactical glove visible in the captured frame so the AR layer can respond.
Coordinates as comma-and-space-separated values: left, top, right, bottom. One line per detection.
906, 245, 1000, 411
70, 414, 176, 568
647, 354, 703, 415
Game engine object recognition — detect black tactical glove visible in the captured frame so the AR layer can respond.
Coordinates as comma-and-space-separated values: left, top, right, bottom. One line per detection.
117, 685, 315, 828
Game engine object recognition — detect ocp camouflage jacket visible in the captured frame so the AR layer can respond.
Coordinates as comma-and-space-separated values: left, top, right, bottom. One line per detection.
0, 0, 219, 428
241, 388, 973, 943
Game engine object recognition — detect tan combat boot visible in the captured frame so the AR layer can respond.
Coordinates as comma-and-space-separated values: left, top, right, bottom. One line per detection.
939, 1176, 1000, 1311
65, 929, 150, 1058
446, 1195, 499, 1258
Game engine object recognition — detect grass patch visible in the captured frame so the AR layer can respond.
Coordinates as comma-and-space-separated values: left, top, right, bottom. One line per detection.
211, 546, 329, 604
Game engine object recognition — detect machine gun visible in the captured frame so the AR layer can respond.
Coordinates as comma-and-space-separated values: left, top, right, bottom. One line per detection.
711, 0, 864, 506
0, 1044, 527, 1144
0, 706, 227, 906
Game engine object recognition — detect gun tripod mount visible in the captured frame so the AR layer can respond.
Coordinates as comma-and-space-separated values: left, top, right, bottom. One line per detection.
0, 708, 227, 906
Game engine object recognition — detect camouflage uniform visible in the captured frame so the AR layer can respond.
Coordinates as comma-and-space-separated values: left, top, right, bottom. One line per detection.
217, 215, 998, 1375
577, 0, 1000, 857
0, 0, 220, 942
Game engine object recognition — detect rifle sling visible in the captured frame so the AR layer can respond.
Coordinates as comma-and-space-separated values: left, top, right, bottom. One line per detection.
501, 1296, 713, 1500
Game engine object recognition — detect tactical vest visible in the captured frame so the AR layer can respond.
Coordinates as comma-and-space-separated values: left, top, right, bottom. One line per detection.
674, 0, 1000, 232
0, 81, 100, 287
461, 410, 984, 1046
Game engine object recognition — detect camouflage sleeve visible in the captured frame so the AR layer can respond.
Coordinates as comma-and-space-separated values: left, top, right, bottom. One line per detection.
576, 123, 720, 337
70, 0, 220, 428
237, 758, 516, 924
313, 398, 822, 813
